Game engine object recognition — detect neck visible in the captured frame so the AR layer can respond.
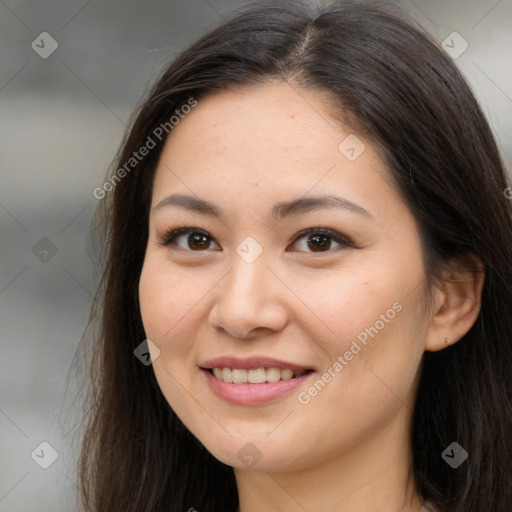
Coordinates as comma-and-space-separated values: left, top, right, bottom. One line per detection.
234, 407, 422, 512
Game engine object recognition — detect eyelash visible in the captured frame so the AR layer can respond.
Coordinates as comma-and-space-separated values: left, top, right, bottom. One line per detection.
157, 226, 355, 254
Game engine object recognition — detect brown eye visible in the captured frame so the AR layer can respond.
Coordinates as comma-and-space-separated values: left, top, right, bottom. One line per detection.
307, 234, 332, 252
158, 226, 352, 254
159, 228, 221, 251
186, 233, 212, 250
290, 228, 353, 253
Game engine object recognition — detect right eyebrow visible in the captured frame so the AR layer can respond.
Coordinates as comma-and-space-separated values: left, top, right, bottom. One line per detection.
152, 193, 373, 221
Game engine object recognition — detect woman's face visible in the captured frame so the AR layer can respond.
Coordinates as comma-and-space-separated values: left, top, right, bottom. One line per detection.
139, 81, 432, 472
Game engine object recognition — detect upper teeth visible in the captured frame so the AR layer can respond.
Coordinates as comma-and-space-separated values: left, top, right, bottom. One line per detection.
212, 367, 306, 384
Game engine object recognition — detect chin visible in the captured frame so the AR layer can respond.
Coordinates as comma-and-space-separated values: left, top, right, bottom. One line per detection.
195, 432, 314, 473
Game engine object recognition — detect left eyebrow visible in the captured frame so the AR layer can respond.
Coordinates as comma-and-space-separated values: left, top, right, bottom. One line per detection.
269, 195, 373, 221
152, 193, 373, 221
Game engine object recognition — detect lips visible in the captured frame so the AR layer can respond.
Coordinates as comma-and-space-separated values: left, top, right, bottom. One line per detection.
199, 356, 316, 405
211, 367, 309, 384
200, 356, 313, 372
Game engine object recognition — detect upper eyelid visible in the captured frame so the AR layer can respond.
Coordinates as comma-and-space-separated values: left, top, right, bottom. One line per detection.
291, 227, 353, 246
158, 226, 216, 247
159, 226, 354, 250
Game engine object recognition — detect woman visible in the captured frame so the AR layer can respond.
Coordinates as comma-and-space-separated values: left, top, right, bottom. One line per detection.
80, 1, 512, 511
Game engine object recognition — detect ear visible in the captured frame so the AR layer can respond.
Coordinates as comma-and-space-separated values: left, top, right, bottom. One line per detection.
425, 254, 485, 352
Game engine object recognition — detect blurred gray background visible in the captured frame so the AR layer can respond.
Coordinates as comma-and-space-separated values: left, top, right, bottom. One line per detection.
1, 0, 511, 510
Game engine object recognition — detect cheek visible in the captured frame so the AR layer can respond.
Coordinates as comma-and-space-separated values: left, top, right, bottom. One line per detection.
139, 263, 172, 345
138, 256, 207, 349
136, 247, 429, 470
292, 258, 427, 404
287, 259, 419, 354
139, 258, 205, 423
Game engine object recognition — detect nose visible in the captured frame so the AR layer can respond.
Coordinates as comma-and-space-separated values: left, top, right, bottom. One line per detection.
208, 252, 289, 340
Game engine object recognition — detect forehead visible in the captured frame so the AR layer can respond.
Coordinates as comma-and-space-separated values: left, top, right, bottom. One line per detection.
176, 81, 342, 148
150, 82, 405, 227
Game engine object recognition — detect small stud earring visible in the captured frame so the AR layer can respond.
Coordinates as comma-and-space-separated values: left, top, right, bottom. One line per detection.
445, 338, 450, 344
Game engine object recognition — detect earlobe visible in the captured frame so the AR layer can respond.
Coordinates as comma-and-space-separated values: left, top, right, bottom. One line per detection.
425, 255, 485, 352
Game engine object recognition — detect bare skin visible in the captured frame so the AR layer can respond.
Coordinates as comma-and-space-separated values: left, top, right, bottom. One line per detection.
138, 80, 484, 512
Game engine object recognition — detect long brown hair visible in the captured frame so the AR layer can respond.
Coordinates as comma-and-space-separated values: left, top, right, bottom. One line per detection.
78, 1, 512, 510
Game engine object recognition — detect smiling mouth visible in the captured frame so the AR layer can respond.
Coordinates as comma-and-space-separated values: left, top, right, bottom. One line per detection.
207, 367, 314, 384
